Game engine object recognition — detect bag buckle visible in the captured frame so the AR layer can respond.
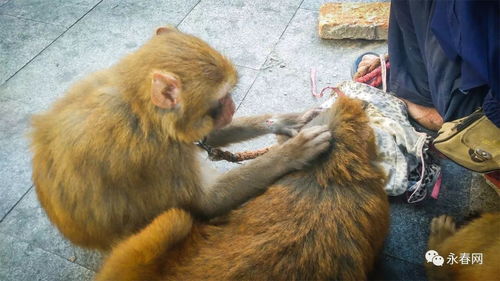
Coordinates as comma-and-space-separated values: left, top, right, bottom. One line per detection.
469, 148, 492, 162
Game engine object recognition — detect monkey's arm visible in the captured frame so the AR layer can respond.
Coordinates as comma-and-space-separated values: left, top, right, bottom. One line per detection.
192, 125, 331, 218
205, 110, 321, 147
95, 209, 192, 281
204, 114, 272, 147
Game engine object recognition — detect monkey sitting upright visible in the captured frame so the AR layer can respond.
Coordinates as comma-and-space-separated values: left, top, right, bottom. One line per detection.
31, 27, 331, 250
426, 213, 500, 281
96, 96, 390, 281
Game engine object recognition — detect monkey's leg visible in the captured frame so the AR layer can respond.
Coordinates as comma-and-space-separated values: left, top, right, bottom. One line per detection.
428, 215, 457, 250
95, 209, 192, 281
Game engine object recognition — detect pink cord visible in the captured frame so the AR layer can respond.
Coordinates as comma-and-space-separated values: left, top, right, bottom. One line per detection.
431, 174, 442, 199
310, 68, 343, 98
380, 54, 387, 92
310, 68, 322, 97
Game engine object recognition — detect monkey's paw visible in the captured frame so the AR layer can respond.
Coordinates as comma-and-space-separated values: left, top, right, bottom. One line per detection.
429, 215, 456, 248
281, 125, 331, 169
267, 109, 323, 137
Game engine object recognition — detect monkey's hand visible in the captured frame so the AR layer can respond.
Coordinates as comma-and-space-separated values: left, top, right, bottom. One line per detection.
267, 108, 323, 137
277, 125, 331, 170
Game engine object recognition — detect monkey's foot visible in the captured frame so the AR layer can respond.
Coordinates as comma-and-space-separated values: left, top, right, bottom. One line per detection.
428, 215, 457, 249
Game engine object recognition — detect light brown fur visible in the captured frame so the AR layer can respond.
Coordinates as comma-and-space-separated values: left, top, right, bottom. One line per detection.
426, 213, 500, 281
31, 28, 331, 250
96, 96, 390, 281
31, 29, 233, 250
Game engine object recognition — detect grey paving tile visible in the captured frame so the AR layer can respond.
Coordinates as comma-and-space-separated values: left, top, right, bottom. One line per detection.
179, 0, 303, 69
383, 160, 473, 264
0, 144, 32, 221
239, 66, 323, 115
0, 14, 65, 84
0, 189, 103, 272
216, 8, 387, 188
0, 97, 31, 140
0, 0, 198, 111
0, 99, 33, 220
469, 173, 500, 213
233, 66, 259, 106
269, 8, 387, 78
371, 255, 427, 281
0, 233, 94, 281
0, 0, 100, 28
239, 9, 387, 114
301, 0, 389, 11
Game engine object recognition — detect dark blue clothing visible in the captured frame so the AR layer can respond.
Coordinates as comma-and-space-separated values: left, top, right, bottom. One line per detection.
388, 0, 500, 127
432, 0, 499, 127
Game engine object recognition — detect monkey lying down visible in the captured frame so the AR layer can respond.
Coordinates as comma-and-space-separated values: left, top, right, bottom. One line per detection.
96, 96, 390, 281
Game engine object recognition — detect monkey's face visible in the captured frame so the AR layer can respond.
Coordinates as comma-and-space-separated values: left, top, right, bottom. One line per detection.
148, 27, 238, 141
209, 94, 235, 130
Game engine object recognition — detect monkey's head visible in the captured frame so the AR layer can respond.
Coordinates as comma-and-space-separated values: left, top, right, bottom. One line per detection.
128, 26, 238, 142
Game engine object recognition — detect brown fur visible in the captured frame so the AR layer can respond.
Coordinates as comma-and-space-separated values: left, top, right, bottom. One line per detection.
426, 213, 500, 281
31, 28, 332, 251
30, 29, 236, 250
96, 96, 390, 281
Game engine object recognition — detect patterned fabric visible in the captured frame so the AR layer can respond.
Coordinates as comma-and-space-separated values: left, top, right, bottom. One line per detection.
321, 81, 441, 201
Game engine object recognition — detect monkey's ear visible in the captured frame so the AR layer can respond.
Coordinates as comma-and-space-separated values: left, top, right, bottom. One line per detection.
151, 72, 181, 109
155, 26, 177, 35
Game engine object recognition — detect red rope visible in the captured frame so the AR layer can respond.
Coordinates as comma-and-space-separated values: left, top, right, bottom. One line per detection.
355, 62, 391, 87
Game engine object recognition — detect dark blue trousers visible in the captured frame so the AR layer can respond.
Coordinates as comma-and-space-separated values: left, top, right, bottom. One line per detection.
387, 0, 489, 123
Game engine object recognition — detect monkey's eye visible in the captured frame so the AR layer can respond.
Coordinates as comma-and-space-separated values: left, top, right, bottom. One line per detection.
208, 101, 223, 119
208, 93, 231, 119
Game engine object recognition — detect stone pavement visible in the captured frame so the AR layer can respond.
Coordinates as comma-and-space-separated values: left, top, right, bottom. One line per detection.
0, 0, 498, 280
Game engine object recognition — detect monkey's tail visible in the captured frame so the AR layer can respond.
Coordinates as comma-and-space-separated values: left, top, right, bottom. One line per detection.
96, 209, 193, 281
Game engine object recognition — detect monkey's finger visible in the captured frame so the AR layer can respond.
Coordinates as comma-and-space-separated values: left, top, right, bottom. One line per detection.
316, 142, 331, 153
316, 131, 332, 142
278, 128, 298, 137
430, 216, 440, 235
300, 107, 323, 124
300, 125, 329, 139
443, 215, 456, 233
307, 131, 332, 147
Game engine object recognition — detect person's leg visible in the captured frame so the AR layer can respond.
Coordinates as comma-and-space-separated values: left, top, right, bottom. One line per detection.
388, 0, 434, 107
359, 0, 487, 130
388, 0, 449, 130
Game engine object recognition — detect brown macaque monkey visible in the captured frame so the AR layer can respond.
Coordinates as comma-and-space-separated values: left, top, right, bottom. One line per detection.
95, 96, 390, 281
426, 213, 500, 281
30, 27, 331, 250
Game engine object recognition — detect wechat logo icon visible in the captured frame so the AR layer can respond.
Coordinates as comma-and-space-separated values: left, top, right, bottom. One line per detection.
425, 250, 444, 266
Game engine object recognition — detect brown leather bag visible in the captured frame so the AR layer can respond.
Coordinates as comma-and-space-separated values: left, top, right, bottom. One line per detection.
433, 110, 500, 173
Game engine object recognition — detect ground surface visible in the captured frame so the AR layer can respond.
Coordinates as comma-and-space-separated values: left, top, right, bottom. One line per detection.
0, 0, 498, 280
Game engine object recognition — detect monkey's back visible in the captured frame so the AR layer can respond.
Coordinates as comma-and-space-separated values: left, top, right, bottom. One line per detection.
165, 97, 390, 281
164, 170, 388, 281
30, 70, 201, 250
